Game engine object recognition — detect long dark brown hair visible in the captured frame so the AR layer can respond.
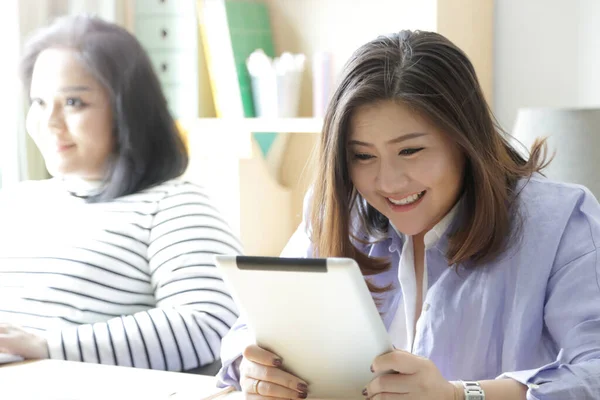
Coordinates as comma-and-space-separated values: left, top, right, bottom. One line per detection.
310, 30, 549, 288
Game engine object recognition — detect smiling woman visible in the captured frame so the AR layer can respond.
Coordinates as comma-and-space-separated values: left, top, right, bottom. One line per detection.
347, 100, 464, 240
217, 30, 600, 400
26, 47, 114, 181
0, 14, 242, 373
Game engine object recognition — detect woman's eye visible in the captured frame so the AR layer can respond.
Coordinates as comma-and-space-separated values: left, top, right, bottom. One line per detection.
353, 153, 375, 161
399, 148, 424, 156
30, 98, 44, 106
66, 97, 85, 107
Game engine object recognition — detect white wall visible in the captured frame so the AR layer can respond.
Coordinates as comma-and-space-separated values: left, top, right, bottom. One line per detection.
494, 0, 600, 132
0, 0, 24, 188
265, 0, 438, 117
577, 1, 600, 106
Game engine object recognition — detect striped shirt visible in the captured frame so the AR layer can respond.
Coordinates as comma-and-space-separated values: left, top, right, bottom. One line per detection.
0, 178, 242, 371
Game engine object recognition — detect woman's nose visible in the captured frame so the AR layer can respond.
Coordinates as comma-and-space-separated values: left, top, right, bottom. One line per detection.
375, 159, 409, 194
44, 104, 65, 131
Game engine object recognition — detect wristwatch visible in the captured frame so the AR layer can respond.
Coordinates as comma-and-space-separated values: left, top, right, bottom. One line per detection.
460, 381, 485, 400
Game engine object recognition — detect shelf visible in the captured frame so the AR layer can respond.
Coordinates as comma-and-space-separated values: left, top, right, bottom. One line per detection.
184, 118, 324, 134
182, 118, 323, 159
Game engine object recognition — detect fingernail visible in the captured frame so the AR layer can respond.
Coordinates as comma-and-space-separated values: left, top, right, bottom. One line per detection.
362, 388, 368, 396
370, 364, 374, 373
273, 358, 283, 367
297, 383, 308, 392
298, 392, 308, 399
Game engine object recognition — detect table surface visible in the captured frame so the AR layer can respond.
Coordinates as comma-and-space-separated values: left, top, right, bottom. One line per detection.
0, 359, 236, 400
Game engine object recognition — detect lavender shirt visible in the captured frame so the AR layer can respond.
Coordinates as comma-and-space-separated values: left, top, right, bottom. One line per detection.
217, 176, 600, 399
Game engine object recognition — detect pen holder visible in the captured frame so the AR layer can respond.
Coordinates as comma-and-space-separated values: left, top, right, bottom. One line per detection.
247, 49, 305, 118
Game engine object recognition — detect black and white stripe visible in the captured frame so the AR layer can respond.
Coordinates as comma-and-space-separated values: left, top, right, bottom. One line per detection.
0, 179, 241, 371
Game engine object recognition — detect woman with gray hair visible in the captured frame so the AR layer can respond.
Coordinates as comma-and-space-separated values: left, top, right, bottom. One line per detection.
0, 14, 241, 372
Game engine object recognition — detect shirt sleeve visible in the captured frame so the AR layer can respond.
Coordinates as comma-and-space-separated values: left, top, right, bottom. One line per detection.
497, 196, 600, 399
46, 182, 242, 371
216, 189, 314, 387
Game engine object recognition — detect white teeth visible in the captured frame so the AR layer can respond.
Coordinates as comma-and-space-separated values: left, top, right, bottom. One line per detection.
388, 191, 424, 205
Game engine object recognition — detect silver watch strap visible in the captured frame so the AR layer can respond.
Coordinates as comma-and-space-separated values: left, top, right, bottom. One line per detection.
461, 381, 485, 400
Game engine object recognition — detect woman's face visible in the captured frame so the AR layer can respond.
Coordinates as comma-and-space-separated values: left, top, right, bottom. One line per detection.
26, 47, 114, 180
348, 100, 465, 237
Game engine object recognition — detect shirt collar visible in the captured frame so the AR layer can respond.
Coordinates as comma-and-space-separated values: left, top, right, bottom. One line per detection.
388, 198, 462, 252
60, 177, 104, 199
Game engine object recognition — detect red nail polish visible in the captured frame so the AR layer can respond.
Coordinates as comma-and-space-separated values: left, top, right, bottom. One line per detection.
362, 388, 368, 396
370, 364, 374, 373
298, 393, 308, 399
273, 358, 283, 367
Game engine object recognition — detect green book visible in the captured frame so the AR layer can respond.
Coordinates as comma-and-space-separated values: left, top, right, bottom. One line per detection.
199, 0, 277, 156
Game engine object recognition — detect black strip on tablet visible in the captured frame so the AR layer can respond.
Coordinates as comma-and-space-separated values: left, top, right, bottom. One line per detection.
236, 256, 327, 272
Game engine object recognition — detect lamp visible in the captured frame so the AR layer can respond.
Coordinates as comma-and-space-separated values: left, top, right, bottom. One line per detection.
511, 107, 600, 197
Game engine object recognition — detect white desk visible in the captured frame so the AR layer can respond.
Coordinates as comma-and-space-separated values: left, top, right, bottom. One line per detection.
0, 359, 233, 400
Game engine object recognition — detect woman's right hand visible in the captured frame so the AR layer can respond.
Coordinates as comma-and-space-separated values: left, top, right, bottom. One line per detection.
240, 344, 309, 399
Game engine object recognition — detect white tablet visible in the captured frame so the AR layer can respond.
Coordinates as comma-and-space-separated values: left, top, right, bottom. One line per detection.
215, 255, 393, 399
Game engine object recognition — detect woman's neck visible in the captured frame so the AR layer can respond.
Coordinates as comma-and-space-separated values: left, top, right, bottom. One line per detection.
60, 176, 104, 198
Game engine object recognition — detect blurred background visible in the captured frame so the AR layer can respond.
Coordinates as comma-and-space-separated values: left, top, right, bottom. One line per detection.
1, 0, 599, 256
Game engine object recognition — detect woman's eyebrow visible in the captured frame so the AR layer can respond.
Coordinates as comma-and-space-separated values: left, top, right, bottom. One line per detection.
58, 85, 92, 92
348, 132, 428, 147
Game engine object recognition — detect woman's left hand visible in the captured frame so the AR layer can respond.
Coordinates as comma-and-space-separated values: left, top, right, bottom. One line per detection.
0, 323, 49, 359
366, 349, 457, 400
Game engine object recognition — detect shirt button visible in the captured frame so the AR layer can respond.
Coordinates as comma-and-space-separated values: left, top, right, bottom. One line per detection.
423, 303, 430, 311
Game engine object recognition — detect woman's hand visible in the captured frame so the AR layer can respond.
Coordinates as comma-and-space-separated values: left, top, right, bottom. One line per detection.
240, 345, 309, 400
365, 349, 458, 400
0, 323, 49, 359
